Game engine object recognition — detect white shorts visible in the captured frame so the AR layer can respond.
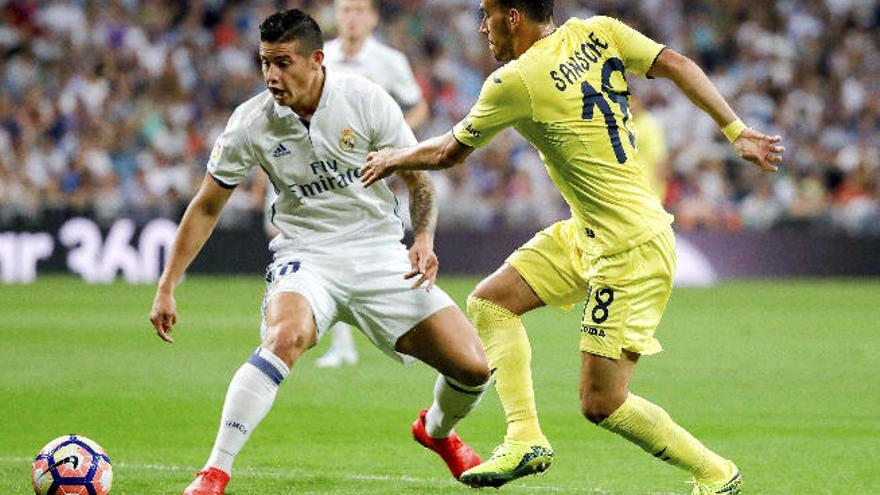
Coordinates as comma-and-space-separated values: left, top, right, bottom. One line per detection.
260, 244, 455, 364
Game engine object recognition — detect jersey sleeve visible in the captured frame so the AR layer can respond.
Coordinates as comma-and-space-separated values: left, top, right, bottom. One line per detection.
206, 108, 256, 188
386, 51, 423, 109
368, 84, 417, 150
599, 16, 665, 78
452, 65, 531, 148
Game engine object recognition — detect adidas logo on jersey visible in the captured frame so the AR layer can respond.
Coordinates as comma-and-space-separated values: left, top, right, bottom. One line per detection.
272, 143, 291, 157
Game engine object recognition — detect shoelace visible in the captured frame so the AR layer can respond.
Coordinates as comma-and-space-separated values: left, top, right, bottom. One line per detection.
444, 435, 463, 450
685, 479, 728, 495
196, 469, 223, 481
686, 480, 708, 494
488, 445, 510, 460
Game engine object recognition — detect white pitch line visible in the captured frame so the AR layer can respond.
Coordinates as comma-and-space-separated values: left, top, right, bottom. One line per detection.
1, 456, 681, 494
2, 456, 571, 492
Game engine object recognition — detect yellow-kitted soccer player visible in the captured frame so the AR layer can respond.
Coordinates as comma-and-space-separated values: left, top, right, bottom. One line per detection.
360, 1, 784, 493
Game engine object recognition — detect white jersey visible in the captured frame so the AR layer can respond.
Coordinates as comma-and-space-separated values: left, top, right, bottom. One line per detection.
208, 69, 416, 255
323, 36, 422, 109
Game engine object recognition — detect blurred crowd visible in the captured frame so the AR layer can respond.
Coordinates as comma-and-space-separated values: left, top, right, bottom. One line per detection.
1, 0, 879, 236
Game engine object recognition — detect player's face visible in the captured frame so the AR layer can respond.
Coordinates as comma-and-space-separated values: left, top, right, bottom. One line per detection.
336, 0, 378, 42
479, 0, 514, 62
260, 41, 324, 108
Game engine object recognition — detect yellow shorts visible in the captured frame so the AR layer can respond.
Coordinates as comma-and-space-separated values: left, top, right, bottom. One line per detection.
506, 219, 676, 360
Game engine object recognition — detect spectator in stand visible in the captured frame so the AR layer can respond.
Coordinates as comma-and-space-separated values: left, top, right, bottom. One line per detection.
0, 0, 877, 236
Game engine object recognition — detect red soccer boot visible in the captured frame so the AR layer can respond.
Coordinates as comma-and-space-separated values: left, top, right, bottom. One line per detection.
412, 409, 482, 481
182, 467, 230, 495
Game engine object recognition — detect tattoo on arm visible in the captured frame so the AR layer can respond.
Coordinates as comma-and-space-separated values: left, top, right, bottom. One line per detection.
405, 171, 437, 236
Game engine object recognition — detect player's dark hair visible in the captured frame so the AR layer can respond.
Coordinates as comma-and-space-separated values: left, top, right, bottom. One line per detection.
496, 0, 554, 22
259, 9, 324, 54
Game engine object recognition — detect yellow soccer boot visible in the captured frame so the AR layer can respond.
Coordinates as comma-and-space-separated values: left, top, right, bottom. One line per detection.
691, 465, 742, 495
459, 441, 553, 488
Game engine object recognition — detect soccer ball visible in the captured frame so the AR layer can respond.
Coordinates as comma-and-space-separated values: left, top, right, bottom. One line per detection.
32, 435, 113, 495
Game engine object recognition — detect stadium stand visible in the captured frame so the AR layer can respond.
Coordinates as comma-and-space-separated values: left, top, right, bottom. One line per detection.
1, 0, 877, 236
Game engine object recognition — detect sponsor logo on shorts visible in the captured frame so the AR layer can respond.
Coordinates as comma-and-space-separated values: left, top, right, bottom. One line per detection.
265, 261, 301, 284
581, 326, 606, 337
277, 261, 301, 276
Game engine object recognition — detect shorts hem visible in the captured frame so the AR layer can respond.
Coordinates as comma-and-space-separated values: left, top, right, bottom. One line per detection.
384, 301, 458, 366
580, 346, 623, 360
506, 258, 577, 311
579, 342, 663, 360
263, 286, 330, 337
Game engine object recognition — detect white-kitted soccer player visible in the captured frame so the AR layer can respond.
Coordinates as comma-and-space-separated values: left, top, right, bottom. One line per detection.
148, 9, 488, 495
311, 0, 430, 368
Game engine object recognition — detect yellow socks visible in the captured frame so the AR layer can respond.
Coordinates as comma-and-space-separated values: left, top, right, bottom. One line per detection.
467, 295, 732, 483
467, 296, 547, 445
599, 393, 734, 484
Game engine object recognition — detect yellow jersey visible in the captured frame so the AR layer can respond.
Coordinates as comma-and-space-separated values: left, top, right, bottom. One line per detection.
453, 16, 674, 256
632, 108, 669, 200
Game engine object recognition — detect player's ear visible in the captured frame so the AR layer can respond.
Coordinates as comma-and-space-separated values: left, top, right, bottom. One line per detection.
507, 8, 524, 29
311, 49, 325, 68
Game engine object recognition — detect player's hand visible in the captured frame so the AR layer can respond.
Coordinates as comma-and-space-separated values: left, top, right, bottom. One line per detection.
406, 235, 438, 291
360, 149, 398, 187
734, 128, 785, 172
149, 291, 178, 344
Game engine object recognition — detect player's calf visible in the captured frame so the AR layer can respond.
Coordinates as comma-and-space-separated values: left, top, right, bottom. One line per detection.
599, 394, 738, 491
199, 348, 290, 480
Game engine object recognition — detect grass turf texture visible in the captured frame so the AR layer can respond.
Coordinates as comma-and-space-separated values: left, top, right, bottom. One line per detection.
2, 276, 878, 494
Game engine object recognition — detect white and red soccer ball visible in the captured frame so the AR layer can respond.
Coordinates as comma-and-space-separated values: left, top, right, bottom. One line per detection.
32, 435, 113, 495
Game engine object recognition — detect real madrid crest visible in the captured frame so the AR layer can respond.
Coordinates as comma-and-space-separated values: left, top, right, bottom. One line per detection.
339, 128, 357, 151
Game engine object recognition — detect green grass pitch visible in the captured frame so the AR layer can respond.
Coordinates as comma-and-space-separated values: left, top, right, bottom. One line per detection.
2, 276, 878, 494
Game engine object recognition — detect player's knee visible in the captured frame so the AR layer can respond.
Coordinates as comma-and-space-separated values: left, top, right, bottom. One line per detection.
262, 322, 316, 366
465, 294, 483, 320
468, 285, 488, 305
580, 399, 612, 424
453, 361, 491, 388
466, 294, 515, 332
580, 392, 622, 424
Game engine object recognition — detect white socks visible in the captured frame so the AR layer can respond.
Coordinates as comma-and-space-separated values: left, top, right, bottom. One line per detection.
425, 375, 489, 438
205, 348, 289, 475
203, 350, 487, 475
329, 322, 355, 353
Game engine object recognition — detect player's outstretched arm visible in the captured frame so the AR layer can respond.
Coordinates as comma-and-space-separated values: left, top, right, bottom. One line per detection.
360, 132, 475, 187
398, 169, 439, 290
149, 173, 234, 343
647, 48, 784, 172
